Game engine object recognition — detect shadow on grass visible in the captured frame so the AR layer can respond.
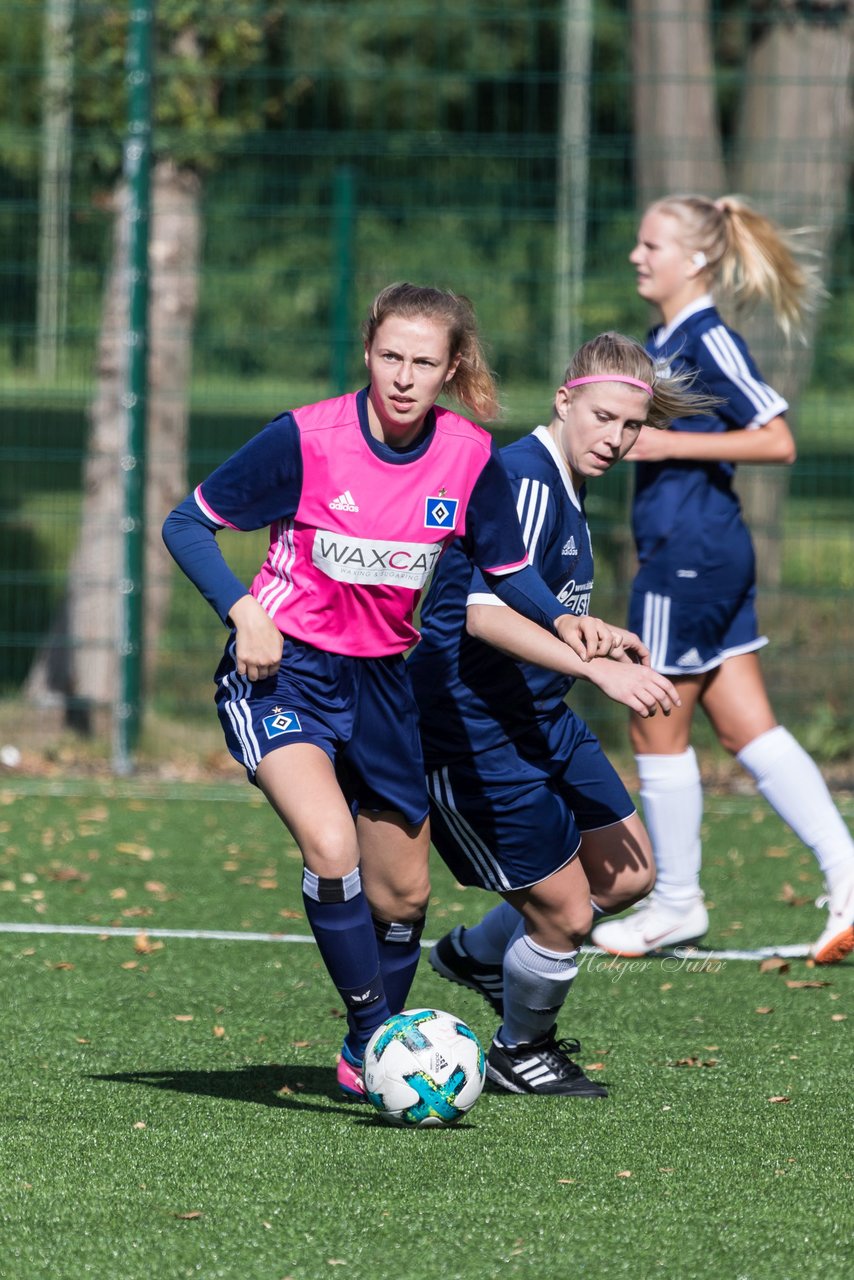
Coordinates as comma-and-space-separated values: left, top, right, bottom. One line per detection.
89, 1065, 481, 1128
89, 1063, 361, 1116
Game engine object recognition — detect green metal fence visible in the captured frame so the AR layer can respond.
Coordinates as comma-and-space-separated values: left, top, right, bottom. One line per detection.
1, 0, 853, 771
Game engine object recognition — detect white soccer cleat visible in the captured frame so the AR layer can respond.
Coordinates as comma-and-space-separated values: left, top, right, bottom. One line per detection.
591, 894, 709, 957
811, 870, 854, 965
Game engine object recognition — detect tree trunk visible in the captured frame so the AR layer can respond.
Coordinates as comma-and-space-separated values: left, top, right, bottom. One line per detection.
25, 160, 202, 731
732, 5, 853, 585
623, 0, 725, 583
630, 0, 726, 208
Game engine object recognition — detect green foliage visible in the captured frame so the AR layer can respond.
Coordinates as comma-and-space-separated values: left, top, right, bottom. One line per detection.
75, 1, 282, 174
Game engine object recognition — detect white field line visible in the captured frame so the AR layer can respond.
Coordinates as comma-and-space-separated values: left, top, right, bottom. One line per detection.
0, 919, 811, 960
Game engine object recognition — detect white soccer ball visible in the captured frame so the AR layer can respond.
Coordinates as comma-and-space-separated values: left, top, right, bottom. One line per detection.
363, 1008, 486, 1127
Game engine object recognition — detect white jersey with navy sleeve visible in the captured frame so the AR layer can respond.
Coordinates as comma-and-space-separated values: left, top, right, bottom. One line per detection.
410, 426, 594, 764
633, 295, 787, 602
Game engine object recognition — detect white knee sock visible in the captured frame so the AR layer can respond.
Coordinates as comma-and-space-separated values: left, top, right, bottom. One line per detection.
737, 726, 854, 890
461, 899, 520, 964
636, 748, 703, 907
500, 928, 578, 1046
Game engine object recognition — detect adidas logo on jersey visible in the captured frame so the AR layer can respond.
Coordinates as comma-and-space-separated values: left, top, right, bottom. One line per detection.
329, 490, 359, 512
676, 648, 702, 667
561, 536, 578, 556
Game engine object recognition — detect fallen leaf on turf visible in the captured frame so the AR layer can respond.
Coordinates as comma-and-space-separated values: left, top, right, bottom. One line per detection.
109, 888, 127, 900
75, 1038, 90, 1044
660, 982, 673, 991
174, 1015, 194, 1022
134, 933, 164, 955
779, 883, 812, 907
279, 909, 303, 919
212, 1026, 226, 1038
765, 846, 789, 858
292, 1040, 311, 1049
583, 1063, 606, 1071
557, 1178, 576, 1184
115, 842, 154, 861
755, 1007, 774, 1015
133, 1121, 146, 1129
658, 1167, 674, 1173
48, 866, 88, 882
53, 962, 74, 971
174, 1211, 203, 1220
768, 1096, 791, 1104
616, 1171, 632, 1178
121, 960, 138, 970
785, 980, 830, 989
327, 1260, 347, 1266
758, 957, 790, 974
831, 1014, 847, 1021
79, 806, 109, 823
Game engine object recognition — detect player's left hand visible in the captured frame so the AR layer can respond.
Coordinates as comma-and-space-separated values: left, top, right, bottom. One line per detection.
606, 626, 650, 666
554, 613, 617, 661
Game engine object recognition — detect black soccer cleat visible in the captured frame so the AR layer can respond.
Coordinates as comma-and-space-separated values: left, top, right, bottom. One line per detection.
486, 1030, 608, 1098
428, 925, 505, 1015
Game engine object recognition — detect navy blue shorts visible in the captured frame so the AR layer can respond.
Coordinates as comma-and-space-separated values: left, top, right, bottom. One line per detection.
214, 634, 429, 825
628, 584, 768, 676
425, 709, 635, 892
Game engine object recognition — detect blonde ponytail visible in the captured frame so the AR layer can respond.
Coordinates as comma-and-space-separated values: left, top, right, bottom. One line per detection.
650, 194, 823, 340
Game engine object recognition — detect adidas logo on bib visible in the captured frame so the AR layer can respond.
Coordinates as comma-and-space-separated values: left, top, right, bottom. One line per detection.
329, 490, 359, 512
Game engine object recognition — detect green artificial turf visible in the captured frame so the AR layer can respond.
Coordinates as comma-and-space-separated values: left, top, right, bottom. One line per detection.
0, 781, 851, 1280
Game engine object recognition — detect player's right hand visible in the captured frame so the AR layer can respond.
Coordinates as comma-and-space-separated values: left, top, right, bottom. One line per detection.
588, 659, 681, 717
229, 594, 284, 681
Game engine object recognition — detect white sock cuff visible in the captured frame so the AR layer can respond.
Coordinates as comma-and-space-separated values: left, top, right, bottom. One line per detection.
635, 747, 700, 789
736, 725, 793, 777
513, 934, 578, 977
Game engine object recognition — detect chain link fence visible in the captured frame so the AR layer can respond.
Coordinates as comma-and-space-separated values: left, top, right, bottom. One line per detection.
1, 0, 852, 771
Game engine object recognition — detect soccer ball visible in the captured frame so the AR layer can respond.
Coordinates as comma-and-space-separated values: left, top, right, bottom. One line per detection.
362, 1008, 486, 1128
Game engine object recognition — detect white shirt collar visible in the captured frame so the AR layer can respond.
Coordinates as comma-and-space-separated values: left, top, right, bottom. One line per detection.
533, 425, 582, 512
654, 294, 716, 346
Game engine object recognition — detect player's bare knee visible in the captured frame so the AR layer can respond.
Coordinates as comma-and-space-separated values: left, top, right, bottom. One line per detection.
544, 900, 593, 948
300, 832, 360, 879
374, 878, 430, 924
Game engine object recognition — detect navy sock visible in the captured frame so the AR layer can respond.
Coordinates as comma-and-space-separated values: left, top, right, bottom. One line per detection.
373, 914, 426, 1014
302, 868, 391, 1059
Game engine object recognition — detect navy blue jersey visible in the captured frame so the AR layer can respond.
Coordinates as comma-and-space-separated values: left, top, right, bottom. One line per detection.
410, 426, 594, 764
632, 295, 787, 602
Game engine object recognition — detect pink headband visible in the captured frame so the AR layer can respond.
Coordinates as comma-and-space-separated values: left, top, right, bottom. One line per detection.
564, 374, 653, 397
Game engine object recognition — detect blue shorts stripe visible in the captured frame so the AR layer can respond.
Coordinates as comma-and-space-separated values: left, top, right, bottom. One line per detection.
220, 645, 262, 772
642, 591, 670, 671
428, 767, 512, 893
